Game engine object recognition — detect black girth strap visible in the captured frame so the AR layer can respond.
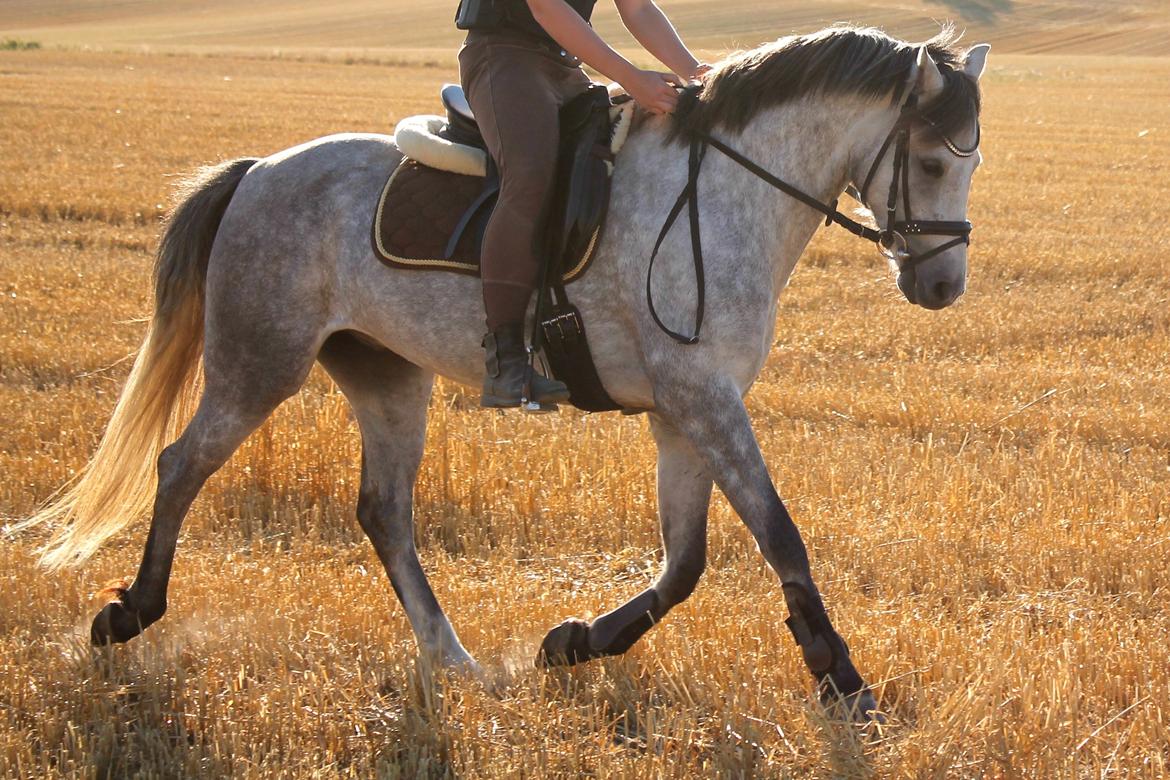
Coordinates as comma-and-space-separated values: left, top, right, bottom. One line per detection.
527, 86, 622, 412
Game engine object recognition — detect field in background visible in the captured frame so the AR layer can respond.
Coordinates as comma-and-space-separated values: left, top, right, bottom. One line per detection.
4, 0, 1170, 58
2, 3, 1170, 777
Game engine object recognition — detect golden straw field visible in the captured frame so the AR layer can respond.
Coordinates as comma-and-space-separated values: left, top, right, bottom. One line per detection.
2, 1, 1170, 777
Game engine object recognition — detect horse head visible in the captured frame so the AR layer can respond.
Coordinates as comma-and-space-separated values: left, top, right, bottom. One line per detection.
849, 42, 990, 310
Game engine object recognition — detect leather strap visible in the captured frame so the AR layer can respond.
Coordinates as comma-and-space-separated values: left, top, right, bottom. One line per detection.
444, 157, 500, 260
645, 138, 708, 344
705, 137, 883, 243
645, 91, 979, 343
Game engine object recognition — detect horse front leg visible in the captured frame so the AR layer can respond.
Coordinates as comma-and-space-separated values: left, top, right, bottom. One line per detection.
538, 414, 712, 665
657, 376, 878, 719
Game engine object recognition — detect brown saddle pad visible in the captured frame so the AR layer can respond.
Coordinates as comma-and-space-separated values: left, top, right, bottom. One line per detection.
371, 158, 598, 283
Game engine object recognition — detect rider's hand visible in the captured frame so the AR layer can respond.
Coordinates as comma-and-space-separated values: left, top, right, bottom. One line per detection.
690, 62, 714, 82
621, 69, 683, 115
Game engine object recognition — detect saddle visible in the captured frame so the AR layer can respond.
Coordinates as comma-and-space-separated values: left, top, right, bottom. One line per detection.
373, 84, 633, 411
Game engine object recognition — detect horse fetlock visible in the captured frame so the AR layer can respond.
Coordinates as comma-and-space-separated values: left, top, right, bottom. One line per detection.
90, 601, 144, 645
798, 633, 834, 674
795, 623, 866, 700
90, 589, 165, 645
438, 648, 482, 678
587, 589, 659, 655
800, 622, 872, 713
829, 688, 884, 724
537, 591, 662, 667
816, 643, 866, 700
781, 582, 865, 693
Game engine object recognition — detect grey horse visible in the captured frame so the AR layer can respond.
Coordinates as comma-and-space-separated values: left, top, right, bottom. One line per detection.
26, 26, 988, 718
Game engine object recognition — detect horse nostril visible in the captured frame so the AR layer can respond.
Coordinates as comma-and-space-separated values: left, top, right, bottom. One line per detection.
931, 280, 954, 303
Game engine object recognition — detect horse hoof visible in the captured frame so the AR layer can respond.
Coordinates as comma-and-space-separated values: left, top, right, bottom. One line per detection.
824, 687, 884, 724
536, 619, 592, 667
443, 652, 484, 680
90, 598, 145, 645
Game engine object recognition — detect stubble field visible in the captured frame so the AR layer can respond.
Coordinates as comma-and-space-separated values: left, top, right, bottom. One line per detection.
2, 11, 1170, 779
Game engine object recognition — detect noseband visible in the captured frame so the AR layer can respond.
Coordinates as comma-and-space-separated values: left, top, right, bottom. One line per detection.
647, 90, 981, 344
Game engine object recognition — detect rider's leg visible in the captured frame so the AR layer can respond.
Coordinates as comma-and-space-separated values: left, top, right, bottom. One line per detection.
458, 36, 590, 407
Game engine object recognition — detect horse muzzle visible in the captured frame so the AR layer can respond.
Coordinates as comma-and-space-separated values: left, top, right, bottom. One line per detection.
898, 261, 965, 310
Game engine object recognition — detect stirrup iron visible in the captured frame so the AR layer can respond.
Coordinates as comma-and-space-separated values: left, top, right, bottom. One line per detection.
520, 346, 554, 414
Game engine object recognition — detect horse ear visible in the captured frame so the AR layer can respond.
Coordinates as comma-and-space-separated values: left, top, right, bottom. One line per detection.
914, 46, 946, 101
963, 44, 991, 81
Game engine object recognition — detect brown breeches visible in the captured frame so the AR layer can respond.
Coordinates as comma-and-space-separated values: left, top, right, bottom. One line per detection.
458, 31, 592, 330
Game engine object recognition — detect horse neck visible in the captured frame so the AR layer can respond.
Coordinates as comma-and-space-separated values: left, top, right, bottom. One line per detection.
706, 96, 879, 294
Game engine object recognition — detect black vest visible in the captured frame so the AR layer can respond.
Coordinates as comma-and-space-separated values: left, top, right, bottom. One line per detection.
499, 0, 597, 49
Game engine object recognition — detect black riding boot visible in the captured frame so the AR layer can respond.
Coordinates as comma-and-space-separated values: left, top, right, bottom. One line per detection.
481, 323, 570, 410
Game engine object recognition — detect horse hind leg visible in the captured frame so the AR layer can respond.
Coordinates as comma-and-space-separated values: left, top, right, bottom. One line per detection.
316, 332, 476, 670
91, 319, 321, 644
538, 414, 712, 665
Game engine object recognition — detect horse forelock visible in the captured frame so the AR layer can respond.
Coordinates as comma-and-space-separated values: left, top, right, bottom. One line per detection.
669, 25, 982, 144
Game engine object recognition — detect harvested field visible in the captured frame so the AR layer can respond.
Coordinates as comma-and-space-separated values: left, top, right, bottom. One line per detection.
3, 0, 1170, 56
1, 7, 1169, 778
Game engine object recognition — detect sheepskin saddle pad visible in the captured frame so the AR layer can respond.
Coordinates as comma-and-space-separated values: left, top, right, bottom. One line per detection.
372, 83, 633, 283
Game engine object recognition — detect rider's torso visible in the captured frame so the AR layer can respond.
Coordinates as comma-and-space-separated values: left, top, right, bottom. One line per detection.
495, 0, 598, 51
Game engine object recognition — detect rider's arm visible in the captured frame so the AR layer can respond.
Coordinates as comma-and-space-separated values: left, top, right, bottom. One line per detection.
613, 0, 707, 80
524, 0, 681, 114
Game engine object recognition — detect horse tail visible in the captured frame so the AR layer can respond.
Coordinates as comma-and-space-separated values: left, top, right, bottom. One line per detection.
26, 158, 259, 569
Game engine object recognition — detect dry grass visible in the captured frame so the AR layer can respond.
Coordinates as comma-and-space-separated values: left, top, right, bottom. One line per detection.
4, 0, 1170, 57
1, 38, 1170, 779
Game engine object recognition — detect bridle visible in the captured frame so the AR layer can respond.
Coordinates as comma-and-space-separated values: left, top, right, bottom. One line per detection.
647, 89, 981, 344
858, 92, 979, 268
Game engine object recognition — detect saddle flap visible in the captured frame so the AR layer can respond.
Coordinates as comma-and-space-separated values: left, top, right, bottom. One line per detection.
550, 85, 614, 280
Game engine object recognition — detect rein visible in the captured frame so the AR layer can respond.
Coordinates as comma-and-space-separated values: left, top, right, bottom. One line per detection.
647, 92, 979, 345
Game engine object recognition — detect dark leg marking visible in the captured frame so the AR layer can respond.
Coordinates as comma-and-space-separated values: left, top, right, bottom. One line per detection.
653, 379, 874, 712
318, 332, 475, 668
538, 414, 710, 666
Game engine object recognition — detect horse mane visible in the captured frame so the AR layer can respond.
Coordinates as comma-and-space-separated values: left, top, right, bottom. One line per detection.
669, 25, 981, 143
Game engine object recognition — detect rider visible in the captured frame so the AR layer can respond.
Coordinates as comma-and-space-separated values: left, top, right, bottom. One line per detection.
457, 0, 710, 408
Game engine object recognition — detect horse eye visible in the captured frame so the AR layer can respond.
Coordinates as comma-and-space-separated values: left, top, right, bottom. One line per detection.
921, 159, 945, 178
